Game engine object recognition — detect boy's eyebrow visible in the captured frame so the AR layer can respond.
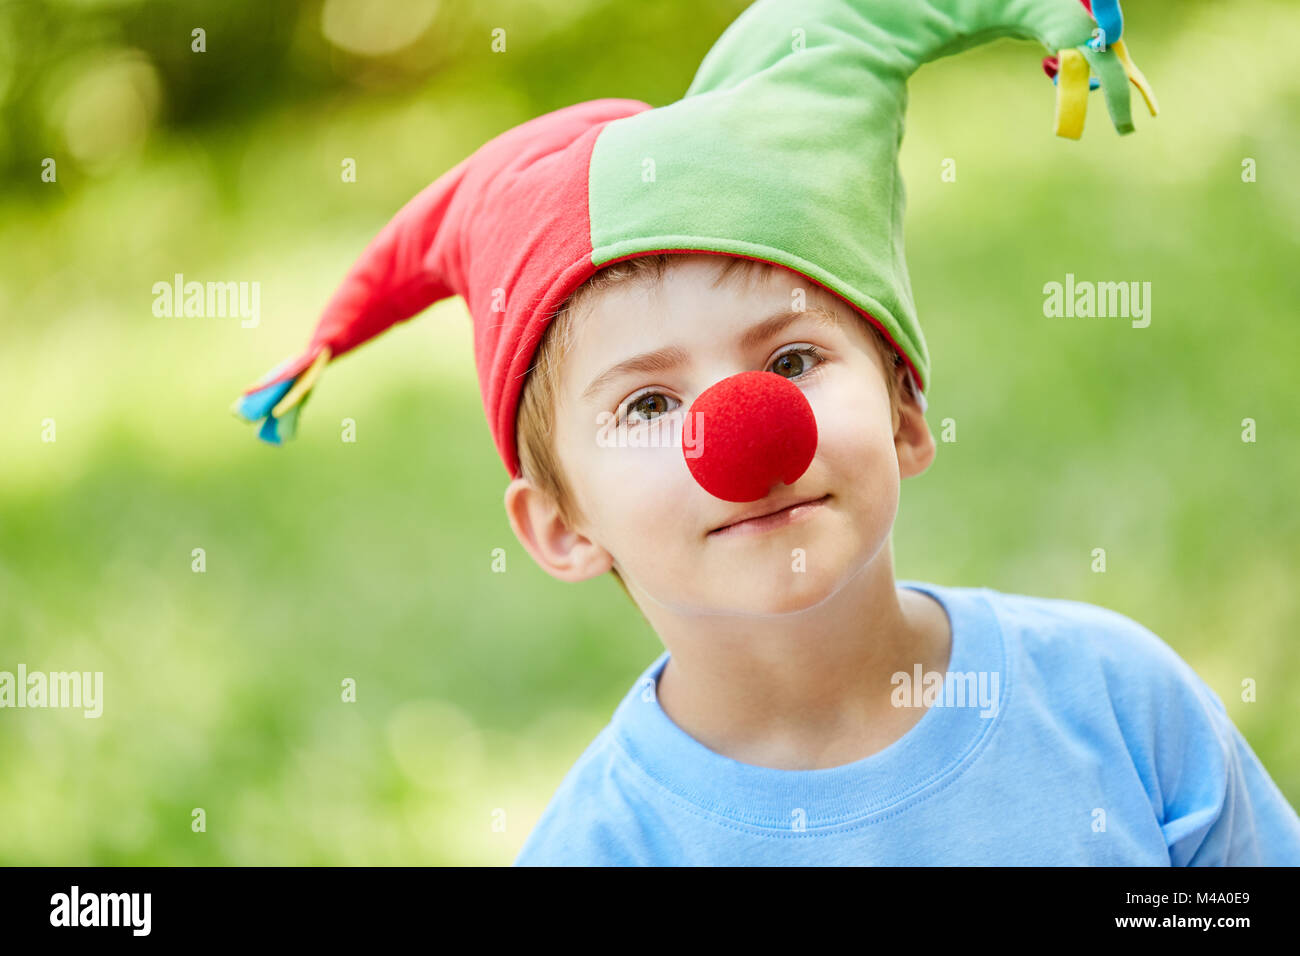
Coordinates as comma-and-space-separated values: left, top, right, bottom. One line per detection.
580, 305, 840, 404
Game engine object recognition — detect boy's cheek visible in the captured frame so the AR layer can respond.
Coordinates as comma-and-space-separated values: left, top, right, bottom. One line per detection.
611, 459, 715, 540
810, 402, 894, 472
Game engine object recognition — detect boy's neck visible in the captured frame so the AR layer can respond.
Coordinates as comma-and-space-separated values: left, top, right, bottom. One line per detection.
649, 554, 952, 772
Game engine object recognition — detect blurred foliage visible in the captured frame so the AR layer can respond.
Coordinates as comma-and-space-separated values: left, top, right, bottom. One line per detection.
0, 0, 741, 193
1, 0, 1298, 864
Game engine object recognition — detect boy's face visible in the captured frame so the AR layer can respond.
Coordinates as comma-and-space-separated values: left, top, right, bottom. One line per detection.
506, 254, 934, 615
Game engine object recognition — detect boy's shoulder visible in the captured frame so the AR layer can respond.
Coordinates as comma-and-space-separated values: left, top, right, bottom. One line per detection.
966, 585, 1198, 681
920, 585, 1300, 865
907, 581, 1200, 694
511, 711, 659, 866
958, 583, 1228, 723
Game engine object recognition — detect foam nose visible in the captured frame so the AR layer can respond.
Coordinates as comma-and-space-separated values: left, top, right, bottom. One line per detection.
683, 370, 818, 502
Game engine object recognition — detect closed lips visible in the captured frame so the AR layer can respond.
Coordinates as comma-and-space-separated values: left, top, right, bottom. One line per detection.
708, 494, 830, 535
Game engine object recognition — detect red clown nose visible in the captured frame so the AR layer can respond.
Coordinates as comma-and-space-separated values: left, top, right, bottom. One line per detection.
683, 370, 818, 503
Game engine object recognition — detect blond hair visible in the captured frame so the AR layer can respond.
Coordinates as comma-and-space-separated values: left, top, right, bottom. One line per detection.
514, 253, 907, 596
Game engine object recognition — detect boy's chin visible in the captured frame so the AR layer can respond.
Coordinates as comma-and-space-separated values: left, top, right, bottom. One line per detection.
705, 569, 847, 616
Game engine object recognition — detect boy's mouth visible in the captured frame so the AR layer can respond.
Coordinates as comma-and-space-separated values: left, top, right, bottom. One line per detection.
707, 494, 831, 539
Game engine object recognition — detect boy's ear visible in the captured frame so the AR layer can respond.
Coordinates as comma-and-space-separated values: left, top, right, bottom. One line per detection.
892, 363, 935, 480
503, 477, 614, 583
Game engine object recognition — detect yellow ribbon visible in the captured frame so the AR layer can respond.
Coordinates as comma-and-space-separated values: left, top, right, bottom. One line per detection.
1053, 48, 1091, 139
272, 346, 332, 419
1112, 38, 1158, 117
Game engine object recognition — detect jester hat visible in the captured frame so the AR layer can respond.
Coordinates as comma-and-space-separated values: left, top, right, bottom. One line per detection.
233, 0, 1157, 480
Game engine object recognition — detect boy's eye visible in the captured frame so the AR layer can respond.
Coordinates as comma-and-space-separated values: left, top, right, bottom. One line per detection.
615, 345, 824, 425
621, 392, 677, 425
769, 344, 823, 379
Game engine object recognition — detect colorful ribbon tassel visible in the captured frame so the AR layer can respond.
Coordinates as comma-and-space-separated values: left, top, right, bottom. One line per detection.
1044, 0, 1156, 139
231, 346, 331, 446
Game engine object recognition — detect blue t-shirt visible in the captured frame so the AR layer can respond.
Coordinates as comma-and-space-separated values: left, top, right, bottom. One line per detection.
514, 582, 1300, 865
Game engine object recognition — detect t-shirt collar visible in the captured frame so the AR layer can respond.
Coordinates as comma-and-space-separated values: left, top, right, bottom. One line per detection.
609, 581, 1008, 830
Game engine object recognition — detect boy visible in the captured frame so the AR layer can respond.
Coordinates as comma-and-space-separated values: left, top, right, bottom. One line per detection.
231, 0, 1300, 864
506, 250, 1300, 865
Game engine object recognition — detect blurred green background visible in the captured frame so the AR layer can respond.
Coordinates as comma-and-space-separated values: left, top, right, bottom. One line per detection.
1, 0, 1297, 864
